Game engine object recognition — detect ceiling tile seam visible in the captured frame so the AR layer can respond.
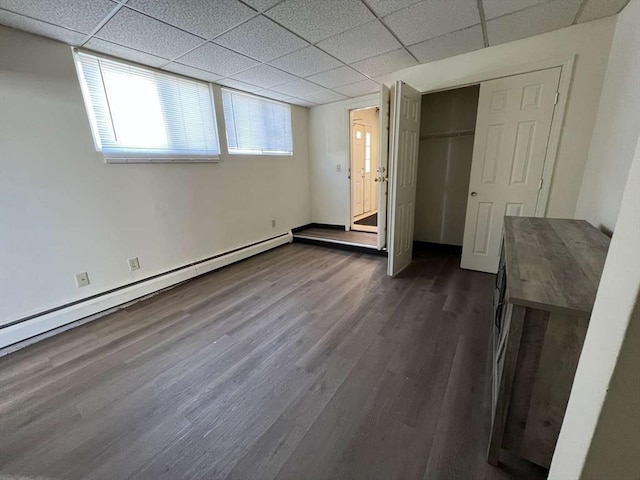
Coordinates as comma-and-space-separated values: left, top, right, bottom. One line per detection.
572, 0, 590, 24
79, 1, 129, 48
477, 0, 490, 48
402, 23, 484, 49
116, 6, 265, 69
358, 0, 420, 64
248, 12, 381, 83
0, 8, 89, 37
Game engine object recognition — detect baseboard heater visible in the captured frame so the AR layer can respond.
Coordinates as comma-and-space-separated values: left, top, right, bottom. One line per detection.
0, 232, 293, 351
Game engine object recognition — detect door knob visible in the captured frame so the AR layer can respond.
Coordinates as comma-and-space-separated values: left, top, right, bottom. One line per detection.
470, 191, 478, 197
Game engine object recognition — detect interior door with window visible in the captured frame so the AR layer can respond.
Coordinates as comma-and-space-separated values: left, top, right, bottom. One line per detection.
461, 67, 561, 273
377, 85, 390, 250
351, 122, 365, 218
387, 81, 422, 276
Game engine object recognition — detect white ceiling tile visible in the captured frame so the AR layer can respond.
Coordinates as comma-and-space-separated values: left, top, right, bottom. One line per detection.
0, 0, 116, 33
244, 0, 282, 11
577, 0, 630, 23
298, 88, 347, 104
486, 0, 582, 45
162, 63, 223, 83
365, 0, 424, 16
271, 78, 325, 97
351, 48, 417, 77
0, 10, 87, 45
126, 0, 255, 39
288, 98, 316, 107
176, 42, 259, 76
316, 20, 401, 64
266, 0, 374, 43
482, 0, 550, 20
255, 89, 295, 101
95, 7, 203, 59
85, 37, 170, 67
214, 15, 308, 62
333, 79, 380, 97
231, 64, 299, 88
384, 0, 480, 46
306, 66, 367, 88
374, 73, 395, 86
216, 77, 262, 92
408, 25, 484, 63
268, 45, 342, 77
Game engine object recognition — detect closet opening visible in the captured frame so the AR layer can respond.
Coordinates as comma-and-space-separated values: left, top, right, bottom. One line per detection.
414, 85, 480, 251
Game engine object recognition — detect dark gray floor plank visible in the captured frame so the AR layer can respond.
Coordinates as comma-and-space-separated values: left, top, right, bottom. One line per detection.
0, 243, 545, 480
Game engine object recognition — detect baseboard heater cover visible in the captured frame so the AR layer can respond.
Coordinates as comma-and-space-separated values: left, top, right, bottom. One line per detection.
0, 232, 293, 350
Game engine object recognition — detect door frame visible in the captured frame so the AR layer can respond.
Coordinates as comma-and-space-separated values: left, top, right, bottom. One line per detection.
348, 105, 379, 233
400, 54, 574, 218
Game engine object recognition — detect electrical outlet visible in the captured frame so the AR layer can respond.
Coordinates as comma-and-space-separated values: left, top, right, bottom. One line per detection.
128, 257, 140, 271
271, 219, 276, 228
75, 272, 90, 288
336, 164, 342, 172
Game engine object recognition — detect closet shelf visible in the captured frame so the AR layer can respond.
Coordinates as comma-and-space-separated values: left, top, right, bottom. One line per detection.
420, 129, 475, 141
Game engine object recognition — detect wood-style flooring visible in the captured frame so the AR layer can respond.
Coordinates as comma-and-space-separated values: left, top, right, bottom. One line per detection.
0, 243, 546, 479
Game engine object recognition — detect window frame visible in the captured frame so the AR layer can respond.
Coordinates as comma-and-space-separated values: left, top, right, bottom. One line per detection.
221, 88, 294, 157
73, 48, 222, 164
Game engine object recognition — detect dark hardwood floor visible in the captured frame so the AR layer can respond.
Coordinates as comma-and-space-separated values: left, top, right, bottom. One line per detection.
0, 243, 546, 479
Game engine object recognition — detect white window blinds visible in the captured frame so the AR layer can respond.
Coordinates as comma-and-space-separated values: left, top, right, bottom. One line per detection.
221, 89, 293, 155
74, 51, 220, 161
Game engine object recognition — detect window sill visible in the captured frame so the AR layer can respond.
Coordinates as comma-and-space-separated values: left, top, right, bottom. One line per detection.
105, 156, 220, 164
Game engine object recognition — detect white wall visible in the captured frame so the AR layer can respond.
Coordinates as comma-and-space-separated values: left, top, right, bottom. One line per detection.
574, 0, 640, 233
0, 26, 311, 325
309, 16, 616, 224
549, 134, 640, 480
310, 93, 378, 225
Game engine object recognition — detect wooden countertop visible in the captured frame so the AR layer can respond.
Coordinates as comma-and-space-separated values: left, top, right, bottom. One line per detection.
503, 217, 610, 315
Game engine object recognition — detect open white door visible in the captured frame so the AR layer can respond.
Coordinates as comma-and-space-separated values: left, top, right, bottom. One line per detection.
387, 81, 421, 276
377, 84, 390, 250
461, 67, 561, 273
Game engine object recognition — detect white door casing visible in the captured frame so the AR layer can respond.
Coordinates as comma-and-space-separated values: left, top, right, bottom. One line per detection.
377, 85, 390, 250
387, 81, 422, 276
461, 67, 561, 273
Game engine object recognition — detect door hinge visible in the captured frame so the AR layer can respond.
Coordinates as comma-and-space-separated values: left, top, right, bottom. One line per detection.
554, 92, 559, 105
538, 178, 544, 190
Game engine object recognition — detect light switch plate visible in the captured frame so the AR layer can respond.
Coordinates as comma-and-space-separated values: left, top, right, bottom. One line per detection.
337, 164, 342, 172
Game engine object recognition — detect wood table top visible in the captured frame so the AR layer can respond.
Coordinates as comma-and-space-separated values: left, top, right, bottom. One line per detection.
503, 217, 610, 315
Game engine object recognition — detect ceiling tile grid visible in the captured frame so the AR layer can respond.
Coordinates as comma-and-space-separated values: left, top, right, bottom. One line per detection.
486, 0, 583, 46
306, 66, 368, 89
125, 0, 256, 40
0, 0, 632, 106
408, 25, 485, 64
176, 42, 260, 77
213, 15, 308, 62
316, 20, 401, 64
94, 7, 204, 60
266, 0, 375, 43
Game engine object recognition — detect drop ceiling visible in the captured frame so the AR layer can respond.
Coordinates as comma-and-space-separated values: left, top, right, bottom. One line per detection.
0, 0, 629, 107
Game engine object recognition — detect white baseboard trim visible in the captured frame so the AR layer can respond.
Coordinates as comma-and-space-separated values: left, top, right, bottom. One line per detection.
0, 232, 293, 350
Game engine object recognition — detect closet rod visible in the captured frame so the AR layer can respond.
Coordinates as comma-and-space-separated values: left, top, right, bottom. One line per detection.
420, 129, 475, 141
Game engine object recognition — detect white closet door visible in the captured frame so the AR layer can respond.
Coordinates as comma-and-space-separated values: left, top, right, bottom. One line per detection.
387, 81, 421, 276
377, 84, 390, 250
461, 67, 561, 273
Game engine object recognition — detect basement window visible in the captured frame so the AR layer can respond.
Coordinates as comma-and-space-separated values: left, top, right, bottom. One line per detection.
221, 89, 293, 156
74, 51, 220, 163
